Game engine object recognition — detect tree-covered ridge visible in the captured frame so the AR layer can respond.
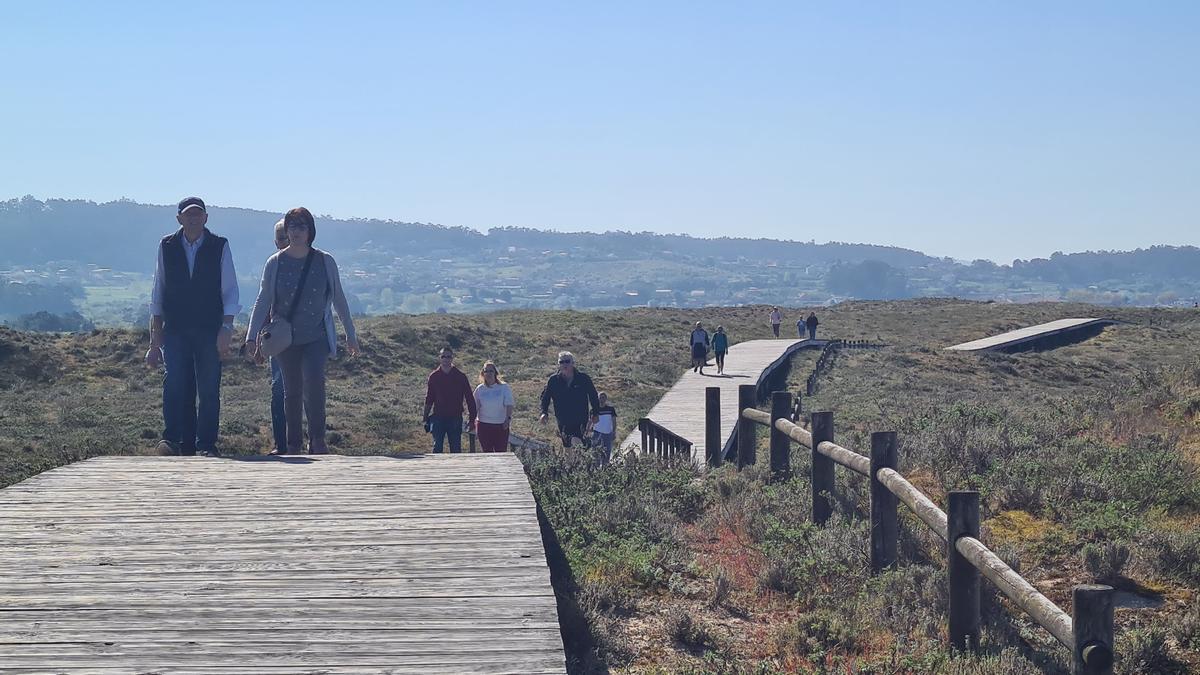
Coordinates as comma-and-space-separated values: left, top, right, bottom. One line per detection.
2, 196, 1198, 325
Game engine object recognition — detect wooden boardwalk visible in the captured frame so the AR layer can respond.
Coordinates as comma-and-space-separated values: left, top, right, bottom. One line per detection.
946, 318, 1114, 352
0, 454, 566, 674
619, 338, 825, 463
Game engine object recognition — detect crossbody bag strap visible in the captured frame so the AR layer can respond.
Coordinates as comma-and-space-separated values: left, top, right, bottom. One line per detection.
283, 251, 315, 322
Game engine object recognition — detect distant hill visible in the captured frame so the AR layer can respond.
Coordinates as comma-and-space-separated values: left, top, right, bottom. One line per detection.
2, 196, 1199, 324
0, 196, 935, 274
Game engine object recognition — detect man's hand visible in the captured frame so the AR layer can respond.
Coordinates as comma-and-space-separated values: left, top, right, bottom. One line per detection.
216, 327, 233, 355
347, 338, 360, 357
591, 414, 599, 424
145, 345, 163, 367
538, 413, 548, 425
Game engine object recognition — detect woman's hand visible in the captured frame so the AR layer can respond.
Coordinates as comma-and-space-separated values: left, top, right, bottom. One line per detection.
347, 338, 360, 357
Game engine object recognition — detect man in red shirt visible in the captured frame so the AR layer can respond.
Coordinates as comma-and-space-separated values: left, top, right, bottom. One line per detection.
423, 347, 477, 453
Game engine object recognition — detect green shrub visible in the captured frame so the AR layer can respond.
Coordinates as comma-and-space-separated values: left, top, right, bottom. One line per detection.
1081, 541, 1131, 583
1117, 626, 1188, 675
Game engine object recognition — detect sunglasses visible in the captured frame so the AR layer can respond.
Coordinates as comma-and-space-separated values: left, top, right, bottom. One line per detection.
559, 360, 574, 365
441, 354, 453, 359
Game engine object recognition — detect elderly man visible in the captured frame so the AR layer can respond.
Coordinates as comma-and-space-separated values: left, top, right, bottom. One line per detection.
539, 351, 600, 448
146, 197, 239, 457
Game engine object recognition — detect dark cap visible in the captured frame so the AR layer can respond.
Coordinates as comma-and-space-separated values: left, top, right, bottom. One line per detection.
178, 197, 206, 214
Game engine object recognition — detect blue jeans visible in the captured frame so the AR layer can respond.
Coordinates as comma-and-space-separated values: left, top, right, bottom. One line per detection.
162, 329, 221, 451
270, 356, 287, 452
430, 416, 463, 453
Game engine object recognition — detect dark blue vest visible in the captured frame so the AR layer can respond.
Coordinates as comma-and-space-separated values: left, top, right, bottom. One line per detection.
160, 228, 226, 334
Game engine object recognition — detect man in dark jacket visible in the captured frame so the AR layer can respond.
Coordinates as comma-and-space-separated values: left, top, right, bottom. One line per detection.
145, 197, 239, 457
805, 312, 819, 340
539, 351, 600, 448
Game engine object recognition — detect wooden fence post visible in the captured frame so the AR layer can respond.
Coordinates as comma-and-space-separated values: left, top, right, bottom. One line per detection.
705, 386, 721, 468
810, 412, 835, 525
1072, 584, 1115, 675
770, 391, 792, 480
948, 491, 981, 653
737, 384, 757, 468
869, 431, 898, 573
639, 418, 649, 454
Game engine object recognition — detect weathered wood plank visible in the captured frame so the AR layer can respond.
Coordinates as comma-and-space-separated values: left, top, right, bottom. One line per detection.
0, 454, 566, 673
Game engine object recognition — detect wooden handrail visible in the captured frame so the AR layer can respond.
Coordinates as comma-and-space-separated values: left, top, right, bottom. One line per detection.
956, 535, 1074, 649
638, 417, 692, 457
735, 403, 1113, 668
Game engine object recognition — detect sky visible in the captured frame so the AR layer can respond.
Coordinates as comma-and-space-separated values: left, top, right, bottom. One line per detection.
1, 1, 1196, 263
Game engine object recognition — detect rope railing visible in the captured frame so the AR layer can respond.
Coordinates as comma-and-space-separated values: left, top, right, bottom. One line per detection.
720, 384, 1115, 673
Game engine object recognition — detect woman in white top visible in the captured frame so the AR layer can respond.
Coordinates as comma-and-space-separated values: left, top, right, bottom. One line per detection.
473, 361, 514, 452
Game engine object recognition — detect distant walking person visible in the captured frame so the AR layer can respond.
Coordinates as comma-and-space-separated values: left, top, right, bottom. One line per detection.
146, 197, 240, 457
267, 219, 289, 454
712, 325, 729, 375
245, 207, 359, 455
769, 307, 782, 338
539, 351, 600, 448
591, 392, 618, 465
805, 312, 819, 340
690, 321, 710, 374
473, 361, 514, 453
422, 347, 477, 453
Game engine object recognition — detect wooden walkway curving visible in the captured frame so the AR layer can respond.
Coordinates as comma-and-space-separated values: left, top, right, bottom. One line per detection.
619, 338, 826, 463
0, 454, 566, 674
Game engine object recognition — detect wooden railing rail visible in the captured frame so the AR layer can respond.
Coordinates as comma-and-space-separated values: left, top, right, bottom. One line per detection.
637, 417, 693, 458
727, 382, 1114, 673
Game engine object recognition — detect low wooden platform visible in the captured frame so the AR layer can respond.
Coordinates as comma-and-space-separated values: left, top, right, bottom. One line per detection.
945, 318, 1115, 352
0, 454, 566, 674
618, 338, 824, 463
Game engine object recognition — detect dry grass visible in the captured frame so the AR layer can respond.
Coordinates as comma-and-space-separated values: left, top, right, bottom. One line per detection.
4, 299, 1200, 673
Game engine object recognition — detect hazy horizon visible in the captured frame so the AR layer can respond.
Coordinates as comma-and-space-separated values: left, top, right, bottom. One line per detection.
3, 3, 1197, 263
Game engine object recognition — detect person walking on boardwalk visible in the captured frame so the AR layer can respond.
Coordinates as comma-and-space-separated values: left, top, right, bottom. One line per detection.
265, 218, 289, 454
690, 321, 710, 374
769, 307, 782, 337
590, 392, 618, 465
712, 325, 729, 375
473, 361, 514, 452
422, 347, 477, 453
805, 311, 819, 340
539, 351, 600, 448
245, 207, 359, 455
146, 196, 240, 457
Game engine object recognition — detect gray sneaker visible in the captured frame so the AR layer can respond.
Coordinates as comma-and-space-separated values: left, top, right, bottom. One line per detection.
155, 440, 177, 455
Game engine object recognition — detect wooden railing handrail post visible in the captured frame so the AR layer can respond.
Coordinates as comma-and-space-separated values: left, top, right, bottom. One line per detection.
737, 384, 757, 468
869, 431, 898, 573
705, 386, 721, 468
810, 412, 835, 525
769, 391, 792, 481
948, 491, 981, 653
1072, 584, 1115, 674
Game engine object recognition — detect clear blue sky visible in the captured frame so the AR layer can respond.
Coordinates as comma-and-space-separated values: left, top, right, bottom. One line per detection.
2, 1, 1196, 263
